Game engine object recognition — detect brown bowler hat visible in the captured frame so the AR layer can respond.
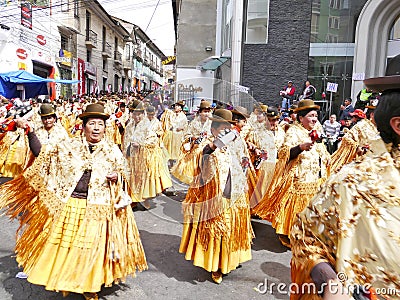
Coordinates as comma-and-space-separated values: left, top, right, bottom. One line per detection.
294, 99, 320, 113
38, 104, 56, 117
209, 109, 236, 124
172, 100, 185, 108
259, 104, 268, 113
146, 105, 156, 114
129, 100, 145, 112
364, 75, 400, 92
198, 100, 212, 110
78, 103, 110, 120
231, 106, 250, 119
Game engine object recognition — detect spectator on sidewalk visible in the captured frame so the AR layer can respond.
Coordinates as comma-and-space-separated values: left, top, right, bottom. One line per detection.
280, 80, 296, 112
339, 97, 355, 121
323, 114, 341, 154
300, 80, 316, 100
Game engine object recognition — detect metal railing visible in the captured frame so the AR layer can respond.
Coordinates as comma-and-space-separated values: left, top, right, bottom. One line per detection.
102, 42, 112, 56
86, 29, 97, 47
114, 50, 122, 62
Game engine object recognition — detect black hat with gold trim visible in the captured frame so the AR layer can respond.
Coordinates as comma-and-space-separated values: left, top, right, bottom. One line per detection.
266, 107, 280, 119
38, 103, 56, 117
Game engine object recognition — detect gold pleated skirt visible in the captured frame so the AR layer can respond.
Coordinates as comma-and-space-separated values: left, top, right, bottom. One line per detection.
18, 197, 147, 294
271, 180, 324, 236
163, 130, 184, 160
171, 143, 203, 184
0, 138, 27, 178
142, 147, 173, 199
179, 195, 253, 274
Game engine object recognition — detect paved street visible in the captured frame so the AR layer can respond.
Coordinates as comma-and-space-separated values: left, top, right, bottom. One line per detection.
0, 183, 291, 300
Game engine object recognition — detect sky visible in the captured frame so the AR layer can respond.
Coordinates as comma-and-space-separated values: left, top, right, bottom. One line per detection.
99, 0, 175, 56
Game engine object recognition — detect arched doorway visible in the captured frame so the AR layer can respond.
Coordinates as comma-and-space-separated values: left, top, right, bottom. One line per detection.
352, 0, 400, 99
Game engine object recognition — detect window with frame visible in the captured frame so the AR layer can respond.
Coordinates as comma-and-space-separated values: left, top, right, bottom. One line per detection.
325, 34, 338, 43
329, 0, 342, 9
328, 16, 340, 29
61, 35, 68, 50
61, 0, 68, 12
125, 44, 130, 60
87, 50, 91, 62
245, 0, 269, 44
74, 0, 79, 18
102, 59, 107, 71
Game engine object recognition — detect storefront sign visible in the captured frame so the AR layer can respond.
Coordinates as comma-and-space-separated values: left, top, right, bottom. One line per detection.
21, 2, 32, 30
352, 73, 365, 81
16, 48, 28, 59
85, 62, 96, 75
162, 56, 176, 65
56, 49, 72, 67
178, 84, 203, 93
36, 34, 46, 45
18, 62, 26, 70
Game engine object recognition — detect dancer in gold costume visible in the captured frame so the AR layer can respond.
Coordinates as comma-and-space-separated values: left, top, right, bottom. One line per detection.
179, 109, 254, 284
0, 103, 147, 300
290, 76, 400, 300
254, 99, 330, 247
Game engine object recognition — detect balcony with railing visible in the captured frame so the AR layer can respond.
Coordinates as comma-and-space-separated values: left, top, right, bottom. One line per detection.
114, 50, 122, 64
102, 42, 112, 57
123, 56, 132, 70
85, 29, 97, 48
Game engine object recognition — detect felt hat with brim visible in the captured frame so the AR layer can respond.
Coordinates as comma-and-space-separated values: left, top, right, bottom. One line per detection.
266, 107, 280, 119
349, 109, 366, 119
294, 99, 320, 113
363, 75, 400, 92
78, 103, 110, 120
39, 104, 56, 117
171, 101, 185, 108
198, 100, 212, 110
231, 106, 250, 119
146, 105, 156, 114
259, 104, 268, 113
209, 109, 236, 124
289, 104, 298, 114
129, 100, 145, 112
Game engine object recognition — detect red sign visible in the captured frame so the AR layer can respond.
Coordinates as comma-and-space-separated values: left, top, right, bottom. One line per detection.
77, 58, 86, 95
21, 2, 32, 29
16, 48, 28, 60
36, 35, 46, 45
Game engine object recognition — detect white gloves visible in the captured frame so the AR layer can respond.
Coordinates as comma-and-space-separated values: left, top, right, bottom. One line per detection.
114, 191, 132, 210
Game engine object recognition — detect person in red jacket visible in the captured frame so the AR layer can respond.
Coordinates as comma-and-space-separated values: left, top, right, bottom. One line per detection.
280, 80, 296, 112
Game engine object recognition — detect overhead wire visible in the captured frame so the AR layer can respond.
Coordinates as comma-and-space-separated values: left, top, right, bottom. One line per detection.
0, 0, 169, 18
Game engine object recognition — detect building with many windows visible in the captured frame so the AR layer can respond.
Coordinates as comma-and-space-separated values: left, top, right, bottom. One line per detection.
0, 0, 165, 99
173, 0, 400, 116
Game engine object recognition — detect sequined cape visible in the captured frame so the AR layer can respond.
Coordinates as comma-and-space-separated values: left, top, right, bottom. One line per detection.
290, 137, 400, 300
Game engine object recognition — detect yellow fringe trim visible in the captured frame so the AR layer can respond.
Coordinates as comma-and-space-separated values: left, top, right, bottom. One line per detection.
330, 137, 358, 172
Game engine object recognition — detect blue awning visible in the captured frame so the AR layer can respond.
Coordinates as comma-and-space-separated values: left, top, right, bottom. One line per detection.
0, 71, 79, 98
